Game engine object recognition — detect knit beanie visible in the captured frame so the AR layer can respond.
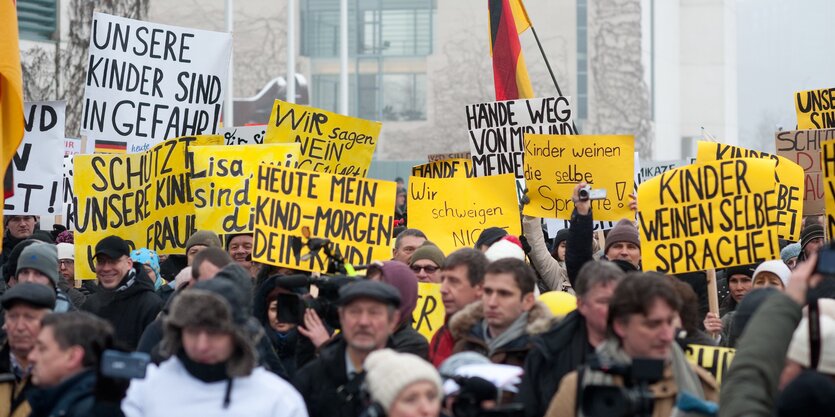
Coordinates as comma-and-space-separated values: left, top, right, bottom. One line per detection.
55, 230, 73, 244
364, 349, 443, 413
724, 264, 757, 279
474, 227, 507, 249
131, 248, 162, 289
378, 261, 419, 326
604, 219, 640, 254
17, 243, 59, 285
185, 230, 222, 252
753, 260, 792, 287
410, 243, 445, 268
484, 235, 526, 262
801, 224, 825, 253
56, 243, 74, 261
782, 243, 801, 263
787, 315, 835, 375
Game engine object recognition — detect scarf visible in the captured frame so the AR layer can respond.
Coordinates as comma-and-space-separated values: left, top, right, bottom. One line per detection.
481, 311, 529, 356
176, 349, 229, 383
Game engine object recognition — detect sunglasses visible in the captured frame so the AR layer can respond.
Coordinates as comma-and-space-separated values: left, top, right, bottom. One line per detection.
410, 265, 439, 273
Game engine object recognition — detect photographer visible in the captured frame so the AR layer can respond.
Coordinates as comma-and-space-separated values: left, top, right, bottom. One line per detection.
546, 273, 717, 417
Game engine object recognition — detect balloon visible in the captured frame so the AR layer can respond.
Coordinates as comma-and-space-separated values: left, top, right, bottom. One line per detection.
538, 291, 577, 317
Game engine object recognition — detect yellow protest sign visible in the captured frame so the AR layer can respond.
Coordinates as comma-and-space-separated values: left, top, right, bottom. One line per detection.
191, 144, 300, 234
696, 141, 804, 241
407, 174, 521, 255
412, 282, 445, 340
523, 134, 634, 221
252, 164, 396, 273
685, 344, 735, 385
638, 159, 781, 274
73, 135, 222, 280
411, 158, 475, 179
265, 100, 380, 177
821, 140, 835, 238
795, 88, 835, 130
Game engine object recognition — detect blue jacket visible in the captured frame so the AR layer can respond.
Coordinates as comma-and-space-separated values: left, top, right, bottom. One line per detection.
27, 369, 95, 417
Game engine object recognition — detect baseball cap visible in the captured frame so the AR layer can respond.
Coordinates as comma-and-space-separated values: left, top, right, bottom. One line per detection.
94, 236, 131, 260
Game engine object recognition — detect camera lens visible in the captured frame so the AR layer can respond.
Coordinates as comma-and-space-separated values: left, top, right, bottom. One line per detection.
579, 189, 589, 200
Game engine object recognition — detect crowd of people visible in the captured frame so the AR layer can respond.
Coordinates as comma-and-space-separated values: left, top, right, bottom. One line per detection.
0, 182, 830, 417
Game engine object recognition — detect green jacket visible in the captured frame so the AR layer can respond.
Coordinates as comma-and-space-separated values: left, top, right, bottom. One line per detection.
719, 292, 802, 417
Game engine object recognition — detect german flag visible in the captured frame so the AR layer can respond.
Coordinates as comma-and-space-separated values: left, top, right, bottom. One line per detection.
94, 140, 128, 154
489, 0, 534, 101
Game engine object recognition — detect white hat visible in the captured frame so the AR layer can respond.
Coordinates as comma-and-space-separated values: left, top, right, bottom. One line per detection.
753, 260, 791, 287
787, 314, 835, 375
484, 236, 525, 263
56, 243, 74, 261
364, 349, 442, 413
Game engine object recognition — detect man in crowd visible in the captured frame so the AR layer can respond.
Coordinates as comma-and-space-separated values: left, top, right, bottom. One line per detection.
430, 248, 487, 367
191, 248, 234, 283
226, 234, 255, 277
14, 243, 74, 312
81, 236, 162, 350
391, 229, 427, 264
449, 258, 552, 366
518, 260, 625, 417
294, 280, 402, 417
474, 227, 507, 252
26, 312, 114, 417
0, 283, 55, 417
0, 216, 37, 266
184, 230, 222, 266
408, 243, 445, 283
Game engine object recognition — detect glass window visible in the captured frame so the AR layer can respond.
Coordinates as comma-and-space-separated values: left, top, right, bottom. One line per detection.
17, 0, 57, 42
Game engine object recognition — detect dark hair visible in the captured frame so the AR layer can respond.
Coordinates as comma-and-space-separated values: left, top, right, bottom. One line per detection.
607, 272, 682, 334
394, 228, 427, 250
661, 275, 700, 335
574, 261, 625, 298
484, 258, 536, 295
224, 233, 252, 249
192, 247, 234, 280
443, 248, 488, 287
41, 312, 114, 368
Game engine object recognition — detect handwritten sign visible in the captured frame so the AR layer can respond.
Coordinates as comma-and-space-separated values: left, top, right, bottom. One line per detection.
696, 141, 803, 241
191, 144, 299, 234
412, 282, 445, 340
252, 164, 395, 273
685, 344, 735, 385
795, 88, 835, 130
411, 158, 475, 179
218, 125, 267, 145
776, 129, 833, 215
265, 100, 380, 177
820, 140, 835, 239
64, 138, 81, 156
523, 134, 634, 221
5, 101, 65, 215
408, 174, 520, 254
81, 13, 232, 153
62, 156, 75, 230
428, 152, 470, 162
638, 159, 781, 274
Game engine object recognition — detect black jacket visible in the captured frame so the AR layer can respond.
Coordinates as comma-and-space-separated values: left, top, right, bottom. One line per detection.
517, 310, 594, 417
391, 321, 429, 360
81, 263, 162, 350
27, 369, 95, 417
293, 339, 366, 417
565, 209, 594, 288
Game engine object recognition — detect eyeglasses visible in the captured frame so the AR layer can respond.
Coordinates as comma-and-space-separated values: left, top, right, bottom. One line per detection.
410, 265, 439, 274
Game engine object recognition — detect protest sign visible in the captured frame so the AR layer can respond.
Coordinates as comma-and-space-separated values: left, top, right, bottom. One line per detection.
413, 282, 445, 341
636, 159, 689, 185
696, 141, 803, 241
64, 138, 81, 156
685, 344, 735, 385
190, 144, 299, 233
81, 13, 232, 153
218, 125, 267, 145
467, 97, 575, 180
776, 129, 834, 215
63, 156, 75, 230
638, 158, 781, 274
821, 139, 835, 238
428, 152, 470, 162
265, 100, 380, 177
795, 88, 835, 130
73, 135, 221, 279
408, 174, 520, 254
5, 101, 65, 215
411, 158, 475, 179
252, 164, 395, 273
523, 134, 634, 221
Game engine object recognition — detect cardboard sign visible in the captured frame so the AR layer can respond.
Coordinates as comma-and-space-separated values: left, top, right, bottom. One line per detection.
685, 344, 735, 385
696, 142, 803, 241
81, 13, 232, 153
412, 282, 445, 341
523, 134, 634, 221
252, 164, 396, 273
467, 97, 576, 180
218, 125, 267, 145
821, 140, 835, 239
64, 138, 82, 156
636, 159, 690, 185
407, 174, 521, 254
411, 158, 475, 179
73, 135, 222, 279
795, 88, 835, 130
776, 129, 834, 215
428, 152, 470, 162
638, 159, 781, 274
190, 144, 300, 233
5, 102, 66, 215
265, 100, 380, 177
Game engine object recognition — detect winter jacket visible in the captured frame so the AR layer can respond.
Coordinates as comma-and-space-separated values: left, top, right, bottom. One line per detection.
0, 232, 26, 271
517, 310, 594, 417
565, 209, 594, 288
56, 278, 86, 308
27, 369, 95, 417
293, 339, 367, 417
522, 216, 573, 293
122, 357, 307, 417
392, 321, 429, 360
449, 301, 554, 367
81, 263, 162, 351
429, 321, 455, 368
0, 342, 31, 417
719, 291, 801, 417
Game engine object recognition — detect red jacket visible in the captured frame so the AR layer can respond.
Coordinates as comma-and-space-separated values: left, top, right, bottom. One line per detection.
429, 322, 455, 368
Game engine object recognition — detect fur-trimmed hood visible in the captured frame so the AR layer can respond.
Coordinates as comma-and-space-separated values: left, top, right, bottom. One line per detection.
448, 300, 555, 341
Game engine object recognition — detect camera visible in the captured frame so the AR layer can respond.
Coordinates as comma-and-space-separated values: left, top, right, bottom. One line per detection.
580, 357, 664, 417
815, 241, 835, 277
100, 350, 151, 380
449, 376, 524, 417
578, 186, 607, 201
272, 274, 355, 329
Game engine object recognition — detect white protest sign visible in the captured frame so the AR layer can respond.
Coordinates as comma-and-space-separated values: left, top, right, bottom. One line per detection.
4, 101, 65, 215
64, 138, 81, 156
218, 125, 267, 145
62, 155, 75, 230
81, 12, 232, 153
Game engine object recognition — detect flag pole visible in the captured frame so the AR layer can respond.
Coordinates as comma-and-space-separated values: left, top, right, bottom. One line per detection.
529, 25, 578, 134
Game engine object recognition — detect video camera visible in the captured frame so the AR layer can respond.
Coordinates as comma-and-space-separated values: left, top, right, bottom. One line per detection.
448, 375, 524, 417
271, 274, 355, 330
580, 357, 664, 417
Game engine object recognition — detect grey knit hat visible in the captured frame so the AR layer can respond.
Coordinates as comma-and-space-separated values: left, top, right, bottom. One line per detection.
185, 230, 222, 252
17, 243, 59, 285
